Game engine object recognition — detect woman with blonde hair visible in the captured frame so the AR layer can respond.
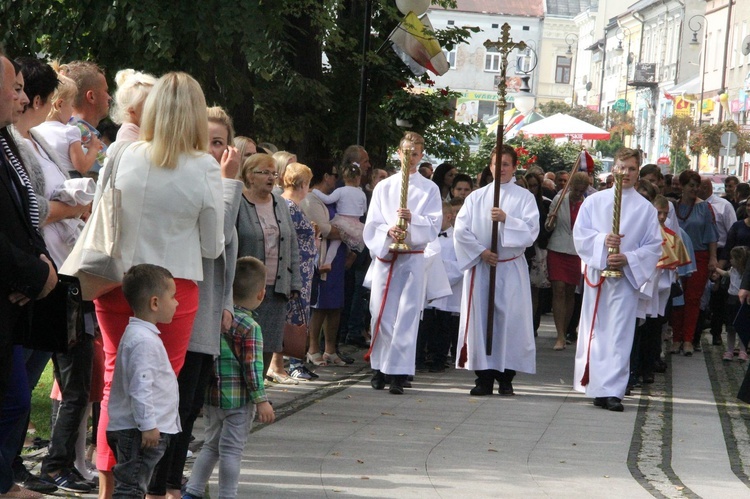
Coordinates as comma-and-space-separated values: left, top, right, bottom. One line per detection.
237, 153, 302, 384
273, 150, 297, 191
110, 69, 157, 142
282, 162, 319, 379
91, 72, 224, 498
151, 105, 242, 498
234, 135, 257, 164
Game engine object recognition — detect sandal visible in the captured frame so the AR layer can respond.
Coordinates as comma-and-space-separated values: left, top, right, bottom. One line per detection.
266, 371, 299, 385
306, 352, 328, 366
323, 352, 347, 366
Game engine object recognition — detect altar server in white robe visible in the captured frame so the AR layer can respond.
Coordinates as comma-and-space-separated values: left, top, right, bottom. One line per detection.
364, 131, 442, 395
573, 147, 662, 412
454, 144, 539, 396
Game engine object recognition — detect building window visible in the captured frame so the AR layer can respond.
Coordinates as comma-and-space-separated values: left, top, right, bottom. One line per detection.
555, 56, 571, 83
447, 20, 454, 26
443, 48, 457, 69
485, 52, 501, 72
492, 23, 499, 29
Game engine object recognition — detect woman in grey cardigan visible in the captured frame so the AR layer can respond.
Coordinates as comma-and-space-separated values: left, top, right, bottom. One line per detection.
237, 153, 302, 384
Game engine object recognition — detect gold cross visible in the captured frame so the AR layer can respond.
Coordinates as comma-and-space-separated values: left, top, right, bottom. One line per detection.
484, 23, 528, 106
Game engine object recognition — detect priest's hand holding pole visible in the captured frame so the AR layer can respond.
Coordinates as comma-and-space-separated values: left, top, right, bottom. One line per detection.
605, 232, 623, 249
397, 207, 411, 222
490, 207, 506, 223
607, 252, 628, 269
480, 249, 499, 267
388, 226, 406, 240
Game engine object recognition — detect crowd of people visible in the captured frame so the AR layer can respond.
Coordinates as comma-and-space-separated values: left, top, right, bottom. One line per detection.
3, 48, 750, 499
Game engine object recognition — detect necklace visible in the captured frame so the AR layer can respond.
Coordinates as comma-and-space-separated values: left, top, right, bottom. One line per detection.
676, 199, 695, 222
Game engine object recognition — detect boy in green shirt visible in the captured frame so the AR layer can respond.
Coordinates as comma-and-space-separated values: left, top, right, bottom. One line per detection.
183, 257, 275, 499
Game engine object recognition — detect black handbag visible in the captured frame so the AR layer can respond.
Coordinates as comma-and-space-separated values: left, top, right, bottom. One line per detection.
670, 280, 684, 299
25, 274, 84, 353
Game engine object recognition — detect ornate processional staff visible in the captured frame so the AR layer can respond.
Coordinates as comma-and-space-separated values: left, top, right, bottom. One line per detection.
389, 144, 412, 252
601, 164, 625, 278
484, 24, 527, 356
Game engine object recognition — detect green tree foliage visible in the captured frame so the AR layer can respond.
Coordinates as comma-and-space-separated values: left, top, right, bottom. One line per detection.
689, 120, 750, 158
594, 133, 624, 158
1, 0, 471, 164
537, 101, 605, 128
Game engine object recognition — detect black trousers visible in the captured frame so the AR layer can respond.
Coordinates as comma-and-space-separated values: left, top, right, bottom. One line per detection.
416, 308, 458, 368
42, 333, 93, 474
631, 317, 661, 380
149, 351, 214, 494
710, 284, 728, 339
475, 369, 516, 386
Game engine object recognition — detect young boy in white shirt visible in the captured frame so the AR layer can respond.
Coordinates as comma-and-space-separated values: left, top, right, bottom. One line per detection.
416, 201, 463, 372
106, 264, 181, 497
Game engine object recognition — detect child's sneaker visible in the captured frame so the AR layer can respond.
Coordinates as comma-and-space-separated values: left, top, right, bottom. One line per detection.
722, 352, 733, 362
740, 350, 748, 362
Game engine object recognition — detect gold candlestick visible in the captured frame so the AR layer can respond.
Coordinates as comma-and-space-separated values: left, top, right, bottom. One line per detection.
601, 167, 624, 279
389, 146, 411, 252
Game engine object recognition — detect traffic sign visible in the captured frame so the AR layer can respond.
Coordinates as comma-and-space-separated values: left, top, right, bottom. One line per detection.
719, 147, 737, 156
612, 99, 631, 113
721, 131, 738, 148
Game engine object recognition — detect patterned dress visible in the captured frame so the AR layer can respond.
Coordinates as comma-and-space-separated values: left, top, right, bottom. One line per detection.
286, 199, 317, 325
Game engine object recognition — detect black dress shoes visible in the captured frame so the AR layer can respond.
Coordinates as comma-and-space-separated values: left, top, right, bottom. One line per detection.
497, 381, 514, 396
604, 397, 624, 412
389, 375, 406, 395
371, 370, 385, 390
594, 397, 624, 411
469, 384, 493, 396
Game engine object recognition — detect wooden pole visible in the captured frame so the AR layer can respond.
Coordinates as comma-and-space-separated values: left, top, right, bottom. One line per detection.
484, 24, 527, 356
544, 150, 583, 231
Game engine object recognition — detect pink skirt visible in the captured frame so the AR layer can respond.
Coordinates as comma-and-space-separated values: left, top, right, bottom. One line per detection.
547, 249, 582, 286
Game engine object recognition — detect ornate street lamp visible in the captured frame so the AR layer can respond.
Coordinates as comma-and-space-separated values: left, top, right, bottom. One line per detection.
689, 15, 708, 129
615, 26, 632, 116
565, 33, 579, 106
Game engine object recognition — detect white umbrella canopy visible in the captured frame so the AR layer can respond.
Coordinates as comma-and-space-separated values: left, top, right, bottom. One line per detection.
519, 113, 610, 140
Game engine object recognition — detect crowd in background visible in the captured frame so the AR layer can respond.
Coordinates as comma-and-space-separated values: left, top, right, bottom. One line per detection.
2, 48, 750, 499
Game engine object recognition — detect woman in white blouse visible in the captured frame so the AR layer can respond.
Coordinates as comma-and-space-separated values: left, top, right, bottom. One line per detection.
92, 72, 224, 497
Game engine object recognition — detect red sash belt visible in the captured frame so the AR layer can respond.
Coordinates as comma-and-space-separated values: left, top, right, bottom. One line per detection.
364, 249, 425, 362
580, 265, 606, 387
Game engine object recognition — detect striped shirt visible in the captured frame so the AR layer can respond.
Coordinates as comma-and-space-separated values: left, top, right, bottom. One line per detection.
206, 305, 267, 409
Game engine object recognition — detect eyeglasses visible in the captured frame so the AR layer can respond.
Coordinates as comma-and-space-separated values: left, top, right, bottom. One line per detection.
253, 170, 278, 178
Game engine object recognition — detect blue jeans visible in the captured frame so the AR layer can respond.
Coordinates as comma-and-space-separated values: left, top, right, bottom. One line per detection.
107, 429, 170, 499
0, 347, 30, 493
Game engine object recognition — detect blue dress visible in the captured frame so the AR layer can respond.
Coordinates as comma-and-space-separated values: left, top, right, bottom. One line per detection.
286, 199, 316, 325
311, 203, 347, 310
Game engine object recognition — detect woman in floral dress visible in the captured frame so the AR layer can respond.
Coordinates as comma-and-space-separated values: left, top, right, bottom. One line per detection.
281, 162, 319, 379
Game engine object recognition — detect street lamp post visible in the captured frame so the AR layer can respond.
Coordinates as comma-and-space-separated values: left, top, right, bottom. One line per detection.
565, 33, 579, 106
689, 14, 707, 171
615, 26, 632, 117
689, 15, 708, 129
